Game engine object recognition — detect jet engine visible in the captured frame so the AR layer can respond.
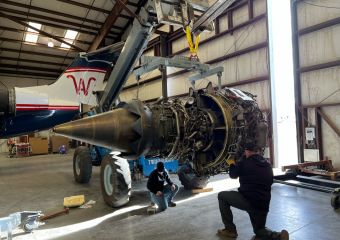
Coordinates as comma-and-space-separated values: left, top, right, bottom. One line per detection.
54, 83, 267, 177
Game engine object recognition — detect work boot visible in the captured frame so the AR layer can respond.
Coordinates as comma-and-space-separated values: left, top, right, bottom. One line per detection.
217, 227, 238, 238
267, 230, 289, 240
168, 202, 176, 207
252, 230, 289, 240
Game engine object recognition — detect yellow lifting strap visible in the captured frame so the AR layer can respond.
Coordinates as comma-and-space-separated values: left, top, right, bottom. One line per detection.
185, 26, 200, 57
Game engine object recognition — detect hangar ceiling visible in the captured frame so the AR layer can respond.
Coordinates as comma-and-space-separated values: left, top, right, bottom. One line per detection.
0, 0, 148, 79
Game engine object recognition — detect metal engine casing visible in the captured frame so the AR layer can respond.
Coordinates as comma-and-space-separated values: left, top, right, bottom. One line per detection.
54, 83, 267, 176
146, 83, 267, 176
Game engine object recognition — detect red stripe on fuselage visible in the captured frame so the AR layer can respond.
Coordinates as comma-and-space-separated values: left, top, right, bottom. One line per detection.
47, 106, 79, 110
16, 104, 48, 106
65, 67, 107, 73
16, 104, 79, 111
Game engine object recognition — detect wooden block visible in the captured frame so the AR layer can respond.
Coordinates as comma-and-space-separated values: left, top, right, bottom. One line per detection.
64, 195, 85, 207
147, 206, 157, 215
192, 188, 213, 194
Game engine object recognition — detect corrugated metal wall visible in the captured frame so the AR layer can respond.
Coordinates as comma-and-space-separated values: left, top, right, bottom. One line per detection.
1, 0, 337, 166
120, 0, 270, 110
1, 0, 271, 152
296, 0, 340, 167
0, 75, 52, 88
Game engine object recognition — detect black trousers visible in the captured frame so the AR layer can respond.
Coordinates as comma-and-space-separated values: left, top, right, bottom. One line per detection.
218, 190, 268, 235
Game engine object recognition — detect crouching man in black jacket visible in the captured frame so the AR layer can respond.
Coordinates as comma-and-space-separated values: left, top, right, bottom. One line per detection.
147, 161, 179, 212
217, 143, 289, 240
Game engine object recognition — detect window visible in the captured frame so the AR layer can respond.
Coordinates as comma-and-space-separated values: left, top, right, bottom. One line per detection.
60, 29, 78, 49
24, 22, 42, 43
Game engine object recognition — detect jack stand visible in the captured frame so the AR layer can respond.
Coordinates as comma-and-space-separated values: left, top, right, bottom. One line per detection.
275, 160, 340, 210
0, 211, 42, 239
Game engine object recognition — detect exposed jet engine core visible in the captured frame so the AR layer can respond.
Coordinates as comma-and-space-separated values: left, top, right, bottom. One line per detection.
54, 83, 267, 176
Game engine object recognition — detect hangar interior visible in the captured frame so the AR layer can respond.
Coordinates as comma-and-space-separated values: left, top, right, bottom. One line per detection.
0, 0, 339, 239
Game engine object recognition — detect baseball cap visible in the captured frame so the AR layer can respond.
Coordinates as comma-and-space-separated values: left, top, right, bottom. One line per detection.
156, 162, 165, 172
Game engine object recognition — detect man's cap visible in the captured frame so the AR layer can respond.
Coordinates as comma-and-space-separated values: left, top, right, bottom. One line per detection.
244, 140, 258, 151
156, 161, 164, 172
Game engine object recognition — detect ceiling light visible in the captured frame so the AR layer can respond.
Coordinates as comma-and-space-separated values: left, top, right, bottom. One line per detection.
25, 34, 38, 43
64, 30, 78, 40
25, 22, 42, 43
60, 30, 78, 49
60, 39, 72, 49
27, 22, 42, 33
47, 41, 54, 47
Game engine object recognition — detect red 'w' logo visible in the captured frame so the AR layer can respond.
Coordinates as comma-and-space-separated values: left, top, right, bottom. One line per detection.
67, 75, 96, 96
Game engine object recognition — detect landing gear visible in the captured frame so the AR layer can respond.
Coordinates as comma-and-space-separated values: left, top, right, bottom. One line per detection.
100, 154, 131, 207
331, 188, 340, 210
178, 164, 209, 190
73, 146, 92, 183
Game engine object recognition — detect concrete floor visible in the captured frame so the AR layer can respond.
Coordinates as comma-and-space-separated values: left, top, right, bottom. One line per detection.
0, 151, 340, 240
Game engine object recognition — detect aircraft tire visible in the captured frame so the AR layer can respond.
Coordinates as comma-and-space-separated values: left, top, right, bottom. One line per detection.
100, 155, 131, 207
73, 146, 92, 183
